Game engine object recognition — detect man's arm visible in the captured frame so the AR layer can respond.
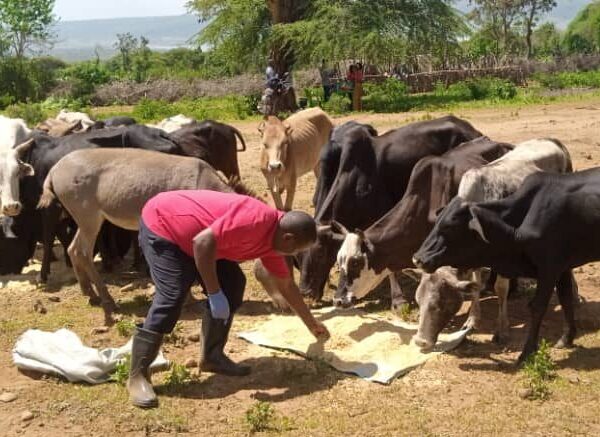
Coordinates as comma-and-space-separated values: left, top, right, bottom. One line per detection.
274, 276, 330, 340
192, 228, 220, 294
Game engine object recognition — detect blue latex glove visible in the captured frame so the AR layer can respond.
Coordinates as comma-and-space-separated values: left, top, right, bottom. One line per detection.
208, 290, 230, 322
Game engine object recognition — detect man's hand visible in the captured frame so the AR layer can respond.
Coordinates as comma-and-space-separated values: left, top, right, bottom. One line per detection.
275, 276, 330, 340
309, 320, 330, 341
208, 290, 230, 321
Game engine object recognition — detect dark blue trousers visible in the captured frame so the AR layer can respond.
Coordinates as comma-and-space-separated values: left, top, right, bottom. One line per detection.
139, 219, 246, 334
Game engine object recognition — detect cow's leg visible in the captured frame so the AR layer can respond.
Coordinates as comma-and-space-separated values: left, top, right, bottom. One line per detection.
519, 274, 556, 363
39, 205, 62, 284
283, 177, 297, 212
266, 176, 284, 210
55, 219, 75, 268
462, 269, 484, 331
555, 270, 577, 349
492, 275, 510, 344
68, 229, 101, 307
390, 272, 414, 313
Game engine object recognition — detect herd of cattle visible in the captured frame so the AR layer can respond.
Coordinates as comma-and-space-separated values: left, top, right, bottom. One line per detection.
1, 106, 599, 363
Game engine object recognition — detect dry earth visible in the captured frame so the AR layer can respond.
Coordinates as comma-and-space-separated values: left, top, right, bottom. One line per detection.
3, 100, 600, 436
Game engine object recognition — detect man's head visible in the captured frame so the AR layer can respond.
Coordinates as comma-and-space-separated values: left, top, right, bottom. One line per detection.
273, 211, 317, 255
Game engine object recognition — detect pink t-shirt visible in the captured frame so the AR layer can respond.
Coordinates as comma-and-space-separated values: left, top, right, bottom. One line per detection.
141, 190, 290, 278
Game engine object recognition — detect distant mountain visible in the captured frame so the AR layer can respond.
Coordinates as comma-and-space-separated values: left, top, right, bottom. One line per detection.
50, 14, 203, 62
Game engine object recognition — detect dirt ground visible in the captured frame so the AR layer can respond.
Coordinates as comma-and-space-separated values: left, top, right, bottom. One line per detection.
3, 100, 600, 436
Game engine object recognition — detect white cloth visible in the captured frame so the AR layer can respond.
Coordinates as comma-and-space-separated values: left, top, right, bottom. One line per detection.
12, 329, 169, 384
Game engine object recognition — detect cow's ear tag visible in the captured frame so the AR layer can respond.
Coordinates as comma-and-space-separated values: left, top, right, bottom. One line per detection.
468, 208, 489, 243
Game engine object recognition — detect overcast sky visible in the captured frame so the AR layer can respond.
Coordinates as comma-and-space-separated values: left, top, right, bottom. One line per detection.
54, 0, 188, 21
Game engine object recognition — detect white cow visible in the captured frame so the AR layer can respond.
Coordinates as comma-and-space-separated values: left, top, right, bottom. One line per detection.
415, 138, 573, 344
148, 114, 195, 133
56, 110, 96, 132
0, 116, 34, 216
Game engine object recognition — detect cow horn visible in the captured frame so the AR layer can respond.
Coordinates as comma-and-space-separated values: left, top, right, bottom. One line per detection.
331, 220, 349, 236
13, 139, 35, 155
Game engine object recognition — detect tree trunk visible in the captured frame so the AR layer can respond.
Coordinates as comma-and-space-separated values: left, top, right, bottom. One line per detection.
266, 0, 310, 111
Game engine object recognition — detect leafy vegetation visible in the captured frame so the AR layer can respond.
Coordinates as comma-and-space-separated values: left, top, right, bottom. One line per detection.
110, 354, 131, 386
115, 319, 136, 338
521, 339, 556, 400
163, 363, 193, 389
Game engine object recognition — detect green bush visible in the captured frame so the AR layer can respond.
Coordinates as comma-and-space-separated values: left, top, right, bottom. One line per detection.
363, 78, 411, 112
322, 92, 351, 114
533, 71, 600, 89
433, 78, 517, 102
4, 103, 47, 125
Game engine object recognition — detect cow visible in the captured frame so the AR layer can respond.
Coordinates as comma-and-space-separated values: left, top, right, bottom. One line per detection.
299, 116, 483, 305
6, 126, 181, 281
36, 119, 84, 137
102, 116, 137, 127
411, 167, 600, 362
56, 110, 96, 131
148, 114, 195, 133
170, 120, 247, 179
259, 107, 334, 211
0, 116, 34, 216
409, 138, 573, 349
332, 137, 514, 307
38, 148, 254, 324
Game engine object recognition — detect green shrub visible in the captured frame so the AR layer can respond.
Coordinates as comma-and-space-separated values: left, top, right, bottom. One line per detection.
115, 319, 136, 338
434, 81, 473, 100
434, 78, 517, 102
245, 401, 276, 434
533, 71, 600, 89
164, 363, 192, 389
522, 339, 556, 400
110, 354, 131, 385
4, 103, 47, 125
363, 78, 411, 112
322, 92, 351, 114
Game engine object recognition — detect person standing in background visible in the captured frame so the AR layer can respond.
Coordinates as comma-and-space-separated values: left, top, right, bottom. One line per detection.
319, 60, 334, 102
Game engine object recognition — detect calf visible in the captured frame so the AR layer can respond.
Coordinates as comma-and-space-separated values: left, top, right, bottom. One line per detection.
411, 138, 573, 349
411, 167, 600, 362
332, 137, 514, 307
300, 116, 483, 303
260, 108, 334, 210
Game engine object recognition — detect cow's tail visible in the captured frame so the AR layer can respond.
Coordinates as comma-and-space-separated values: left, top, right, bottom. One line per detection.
548, 138, 574, 173
37, 172, 57, 209
231, 126, 247, 152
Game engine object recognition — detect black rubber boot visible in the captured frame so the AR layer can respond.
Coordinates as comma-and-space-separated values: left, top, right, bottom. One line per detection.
127, 326, 163, 408
200, 312, 250, 376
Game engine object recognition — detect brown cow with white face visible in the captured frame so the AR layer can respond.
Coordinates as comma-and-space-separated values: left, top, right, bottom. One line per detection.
259, 108, 333, 211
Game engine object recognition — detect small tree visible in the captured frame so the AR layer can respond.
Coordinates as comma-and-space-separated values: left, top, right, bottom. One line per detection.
0, 0, 56, 58
132, 36, 152, 82
521, 0, 557, 58
114, 33, 138, 74
533, 22, 561, 58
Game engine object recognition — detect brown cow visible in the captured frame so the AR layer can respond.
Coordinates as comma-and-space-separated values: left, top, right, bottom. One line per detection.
259, 108, 333, 210
38, 148, 252, 324
332, 137, 515, 307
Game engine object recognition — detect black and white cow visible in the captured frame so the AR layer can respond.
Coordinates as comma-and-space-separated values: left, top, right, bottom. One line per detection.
411, 167, 600, 362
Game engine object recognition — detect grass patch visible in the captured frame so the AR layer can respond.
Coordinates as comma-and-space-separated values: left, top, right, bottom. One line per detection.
245, 401, 285, 434
115, 318, 136, 338
163, 363, 193, 389
521, 339, 556, 400
110, 354, 131, 386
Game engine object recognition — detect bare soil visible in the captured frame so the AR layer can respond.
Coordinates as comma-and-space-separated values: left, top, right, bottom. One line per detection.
3, 100, 600, 436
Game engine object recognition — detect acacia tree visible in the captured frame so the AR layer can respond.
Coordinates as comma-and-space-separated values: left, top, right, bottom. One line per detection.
114, 33, 138, 74
0, 0, 55, 58
187, 0, 466, 74
469, 0, 523, 57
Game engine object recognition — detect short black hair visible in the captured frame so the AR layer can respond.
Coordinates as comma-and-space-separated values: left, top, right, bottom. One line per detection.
279, 211, 317, 246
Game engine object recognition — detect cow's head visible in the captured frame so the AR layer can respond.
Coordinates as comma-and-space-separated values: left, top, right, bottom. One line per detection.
405, 267, 477, 350
334, 225, 384, 307
413, 197, 509, 273
0, 139, 35, 216
259, 116, 290, 175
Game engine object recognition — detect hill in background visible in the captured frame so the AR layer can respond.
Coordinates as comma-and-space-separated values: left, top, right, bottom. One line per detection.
51, 14, 203, 61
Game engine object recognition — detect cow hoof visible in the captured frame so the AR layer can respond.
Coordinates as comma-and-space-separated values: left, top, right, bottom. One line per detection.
555, 336, 575, 349
461, 318, 479, 332
88, 296, 102, 307
492, 332, 509, 344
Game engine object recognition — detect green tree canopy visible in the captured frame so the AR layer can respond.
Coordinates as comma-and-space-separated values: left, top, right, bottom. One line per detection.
563, 0, 600, 54
0, 0, 56, 58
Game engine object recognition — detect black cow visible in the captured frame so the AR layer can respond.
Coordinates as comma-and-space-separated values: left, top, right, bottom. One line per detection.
170, 120, 247, 179
299, 116, 483, 302
411, 169, 600, 361
103, 116, 137, 127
